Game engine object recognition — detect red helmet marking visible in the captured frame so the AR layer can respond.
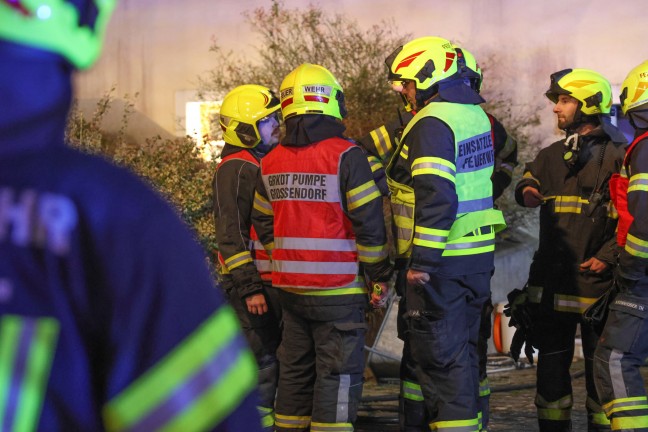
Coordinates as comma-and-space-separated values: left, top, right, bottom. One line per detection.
4, 0, 31, 16
394, 51, 425, 73
262, 93, 270, 106
281, 98, 293, 109
631, 82, 648, 103
304, 95, 329, 103
443, 52, 456, 72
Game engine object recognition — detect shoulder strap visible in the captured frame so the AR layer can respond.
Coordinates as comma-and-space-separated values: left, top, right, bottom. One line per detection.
623, 131, 648, 169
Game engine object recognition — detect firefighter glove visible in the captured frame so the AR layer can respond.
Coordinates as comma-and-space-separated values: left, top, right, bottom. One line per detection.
510, 326, 536, 365
504, 288, 534, 331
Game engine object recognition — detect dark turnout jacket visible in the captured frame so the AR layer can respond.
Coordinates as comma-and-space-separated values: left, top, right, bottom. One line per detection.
213, 144, 273, 298
515, 128, 625, 307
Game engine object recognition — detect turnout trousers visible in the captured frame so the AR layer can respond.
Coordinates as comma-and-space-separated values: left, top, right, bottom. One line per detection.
533, 307, 609, 432
274, 290, 367, 432
397, 279, 493, 430
224, 279, 282, 430
594, 279, 648, 432
400, 270, 491, 432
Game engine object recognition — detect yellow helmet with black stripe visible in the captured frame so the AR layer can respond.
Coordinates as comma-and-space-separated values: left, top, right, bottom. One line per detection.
545, 68, 613, 116
219, 84, 281, 148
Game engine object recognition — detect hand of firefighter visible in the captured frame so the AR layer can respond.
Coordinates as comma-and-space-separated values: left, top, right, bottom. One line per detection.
522, 186, 545, 208
245, 293, 268, 315
503, 288, 533, 330
407, 269, 430, 286
510, 326, 536, 365
369, 282, 389, 309
580, 257, 610, 275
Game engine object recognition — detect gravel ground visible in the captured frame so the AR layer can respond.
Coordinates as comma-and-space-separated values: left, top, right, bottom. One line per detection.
356, 358, 648, 431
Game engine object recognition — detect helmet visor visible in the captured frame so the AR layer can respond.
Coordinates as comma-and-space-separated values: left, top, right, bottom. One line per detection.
545, 68, 573, 102
257, 111, 282, 150
389, 79, 416, 92
385, 45, 404, 81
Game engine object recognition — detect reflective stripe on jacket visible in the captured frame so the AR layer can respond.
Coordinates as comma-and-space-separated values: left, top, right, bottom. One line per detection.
217, 151, 272, 281
261, 137, 359, 289
386, 102, 506, 259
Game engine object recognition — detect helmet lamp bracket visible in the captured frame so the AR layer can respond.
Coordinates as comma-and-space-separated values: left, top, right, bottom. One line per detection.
415, 60, 436, 83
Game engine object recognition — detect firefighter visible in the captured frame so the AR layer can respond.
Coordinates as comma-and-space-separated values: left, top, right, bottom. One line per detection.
511, 68, 627, 431
359, 50, 517, 202
213, 84, 283, 430
384, 36, 507, 431
593, 60, 648, 432
359, 45, 518, 430
255, 63, 392, 432
0, 1, 262, 431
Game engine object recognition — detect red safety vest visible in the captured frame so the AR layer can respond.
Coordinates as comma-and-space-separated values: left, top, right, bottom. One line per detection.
216, 151, 271, 281
609, 131, 648, 246
261, 137, 359, 289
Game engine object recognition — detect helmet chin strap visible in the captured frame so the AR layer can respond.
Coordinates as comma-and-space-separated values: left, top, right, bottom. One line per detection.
563, 122, 582, 135
416, 84, 438, 108
252, 141, 274, 157
562, 109, 594, 165
562, 102, 585, 134
563, 109, 598, 135
253, 135, 279, 157
255, 113, 280, 155
399, 93, 413, 112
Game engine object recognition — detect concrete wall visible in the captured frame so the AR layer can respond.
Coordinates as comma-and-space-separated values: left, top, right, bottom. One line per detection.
74, 0, 647, 141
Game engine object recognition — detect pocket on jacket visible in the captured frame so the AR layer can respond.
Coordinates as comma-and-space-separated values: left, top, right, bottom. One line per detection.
600, 293, 648, 352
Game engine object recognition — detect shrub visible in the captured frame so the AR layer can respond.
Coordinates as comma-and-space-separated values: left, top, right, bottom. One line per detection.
65, 90, 218, 261
199, 5, 544, 230
197, 0, 410, 139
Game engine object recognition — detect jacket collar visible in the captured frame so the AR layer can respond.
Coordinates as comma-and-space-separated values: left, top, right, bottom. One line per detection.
282, 114, 346, 147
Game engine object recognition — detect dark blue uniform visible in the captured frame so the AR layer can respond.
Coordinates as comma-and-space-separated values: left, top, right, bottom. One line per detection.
359, 105, 515, 430
0, 53, 262, 432
594, 130, 648, 432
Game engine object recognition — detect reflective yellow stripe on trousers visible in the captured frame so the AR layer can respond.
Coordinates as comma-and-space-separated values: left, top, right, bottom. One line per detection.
536, 394, 572, 421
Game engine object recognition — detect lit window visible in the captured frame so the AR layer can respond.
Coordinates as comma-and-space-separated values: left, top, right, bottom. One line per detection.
185, 100, 224, 161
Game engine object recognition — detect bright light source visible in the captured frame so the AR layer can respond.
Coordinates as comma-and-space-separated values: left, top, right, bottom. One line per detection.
186, 100, 223, 161
186, 102, 203, 140
36, 5, 52, 19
